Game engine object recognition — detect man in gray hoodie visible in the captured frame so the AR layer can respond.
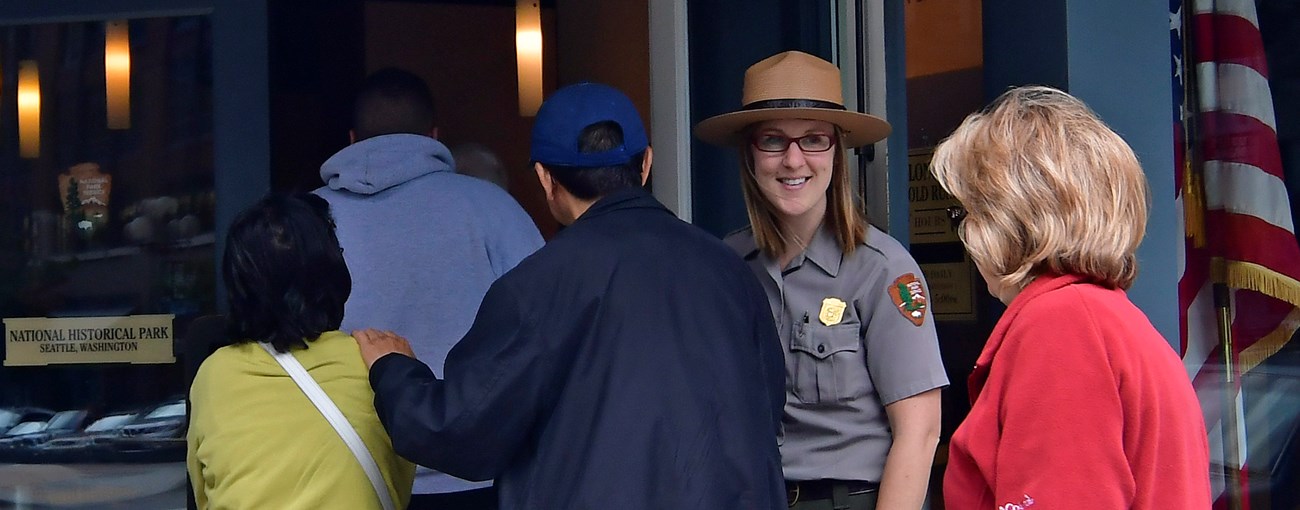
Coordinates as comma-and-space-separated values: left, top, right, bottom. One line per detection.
314, 68, 543, 510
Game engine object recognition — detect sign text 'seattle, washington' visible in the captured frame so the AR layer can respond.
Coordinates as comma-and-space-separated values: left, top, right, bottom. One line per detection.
4, 315, 175, 366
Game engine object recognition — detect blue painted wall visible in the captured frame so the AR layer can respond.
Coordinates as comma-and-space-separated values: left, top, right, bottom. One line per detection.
983, 0, 1178, 343
1068, 1, 1178, 344
983, 0, 1068, 94
884, 0, 911, 239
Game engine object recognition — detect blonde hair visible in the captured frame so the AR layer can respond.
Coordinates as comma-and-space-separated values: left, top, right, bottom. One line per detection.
930, 86, 1149, 290
739, 128, 867, 258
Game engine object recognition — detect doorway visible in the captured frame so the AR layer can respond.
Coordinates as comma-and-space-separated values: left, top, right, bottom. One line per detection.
266, 0, 654, 240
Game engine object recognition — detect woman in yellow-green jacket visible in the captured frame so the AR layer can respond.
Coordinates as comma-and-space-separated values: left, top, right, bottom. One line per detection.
187, 193, 413, 509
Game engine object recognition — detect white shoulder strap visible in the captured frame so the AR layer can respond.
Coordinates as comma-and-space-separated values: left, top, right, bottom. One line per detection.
259, 342, 397, 510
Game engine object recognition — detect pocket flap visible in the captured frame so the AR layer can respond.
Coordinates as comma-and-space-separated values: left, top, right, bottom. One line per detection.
791, 323, 859, 360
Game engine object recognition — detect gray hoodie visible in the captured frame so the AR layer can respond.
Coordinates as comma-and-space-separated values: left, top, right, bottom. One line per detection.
315, 134, 543, 494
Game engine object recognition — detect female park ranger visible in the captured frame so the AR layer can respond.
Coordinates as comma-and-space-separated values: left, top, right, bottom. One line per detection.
696, 51, 949, 510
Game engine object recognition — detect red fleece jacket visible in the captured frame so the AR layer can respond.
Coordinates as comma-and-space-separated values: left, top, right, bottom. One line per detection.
944, 273, 1211, 510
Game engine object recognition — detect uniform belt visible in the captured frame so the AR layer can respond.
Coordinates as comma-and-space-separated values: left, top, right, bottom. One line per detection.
785, 479, 879, 502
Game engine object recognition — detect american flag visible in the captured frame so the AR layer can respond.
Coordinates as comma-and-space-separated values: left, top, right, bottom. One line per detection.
1174, 0, 1300, 508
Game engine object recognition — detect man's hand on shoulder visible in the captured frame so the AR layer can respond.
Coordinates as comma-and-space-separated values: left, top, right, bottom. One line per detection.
353, 328, 416, 369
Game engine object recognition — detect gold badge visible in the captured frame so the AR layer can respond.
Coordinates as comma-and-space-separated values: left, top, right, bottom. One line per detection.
818, 297, 847, 326
888, 273, 928, 327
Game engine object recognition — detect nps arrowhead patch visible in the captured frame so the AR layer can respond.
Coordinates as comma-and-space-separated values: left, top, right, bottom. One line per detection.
888, 273, 928, 327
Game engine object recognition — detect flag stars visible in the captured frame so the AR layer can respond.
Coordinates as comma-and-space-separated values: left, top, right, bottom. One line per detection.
1171, 4, 1183, 40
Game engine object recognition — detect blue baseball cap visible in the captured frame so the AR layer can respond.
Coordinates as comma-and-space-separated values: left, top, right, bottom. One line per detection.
530, 83, 649, 168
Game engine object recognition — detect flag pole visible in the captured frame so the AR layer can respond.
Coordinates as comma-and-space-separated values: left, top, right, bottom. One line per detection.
1213, 282, 1245, 510
1180, 0, 1206, 248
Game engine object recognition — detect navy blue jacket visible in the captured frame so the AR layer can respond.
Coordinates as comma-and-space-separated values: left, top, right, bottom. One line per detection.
369, 187, 786, 509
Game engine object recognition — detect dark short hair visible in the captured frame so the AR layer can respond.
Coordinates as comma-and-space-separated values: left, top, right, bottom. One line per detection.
352, 67, 437, 142
542, 121, 644, 200
222, 193, 351, 353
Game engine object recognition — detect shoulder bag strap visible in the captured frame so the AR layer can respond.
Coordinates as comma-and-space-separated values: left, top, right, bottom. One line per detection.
258, 342, 397, 510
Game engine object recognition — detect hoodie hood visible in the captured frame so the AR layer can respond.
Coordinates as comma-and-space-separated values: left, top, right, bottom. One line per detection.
320, 134, 454, 195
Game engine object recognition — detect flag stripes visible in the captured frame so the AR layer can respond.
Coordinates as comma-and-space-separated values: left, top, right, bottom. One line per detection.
1199, 113, 1282, 177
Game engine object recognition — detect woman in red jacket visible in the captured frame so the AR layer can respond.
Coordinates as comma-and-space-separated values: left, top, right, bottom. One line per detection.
930, 86, 1211, 509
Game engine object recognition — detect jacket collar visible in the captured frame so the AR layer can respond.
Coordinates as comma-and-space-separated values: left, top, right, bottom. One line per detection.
966, 272, 1088, 402
573, 187, 674, 223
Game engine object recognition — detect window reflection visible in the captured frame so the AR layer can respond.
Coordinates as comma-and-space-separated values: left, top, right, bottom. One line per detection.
1, 14, 212, 509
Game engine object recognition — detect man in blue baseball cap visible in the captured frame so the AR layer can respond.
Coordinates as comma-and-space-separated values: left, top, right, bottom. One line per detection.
354, 83, 787, 509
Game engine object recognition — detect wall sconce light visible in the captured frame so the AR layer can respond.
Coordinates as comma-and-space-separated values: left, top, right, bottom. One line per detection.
105, 20, 131, 130
515, 0, 543, 117
18, 60, 40, 159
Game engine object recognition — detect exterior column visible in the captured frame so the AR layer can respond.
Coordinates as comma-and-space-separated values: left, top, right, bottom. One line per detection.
984, 0, 1178, 344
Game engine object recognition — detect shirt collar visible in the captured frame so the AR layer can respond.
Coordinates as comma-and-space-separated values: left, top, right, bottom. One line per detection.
802, 223, 844, 277
737, 224, 844, 277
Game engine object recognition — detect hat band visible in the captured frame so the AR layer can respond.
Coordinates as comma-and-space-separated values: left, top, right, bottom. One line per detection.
741, 98, 846, 111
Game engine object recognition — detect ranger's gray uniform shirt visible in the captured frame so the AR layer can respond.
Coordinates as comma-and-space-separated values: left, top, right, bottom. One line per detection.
726, 224, 949, 483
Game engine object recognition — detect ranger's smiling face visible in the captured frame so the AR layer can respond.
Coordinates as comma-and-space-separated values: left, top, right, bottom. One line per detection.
749, 119, 837, 226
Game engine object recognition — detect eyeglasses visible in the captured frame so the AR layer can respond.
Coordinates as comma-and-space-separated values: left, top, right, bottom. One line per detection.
751, 133, 836, 153
946, 205, 967, 230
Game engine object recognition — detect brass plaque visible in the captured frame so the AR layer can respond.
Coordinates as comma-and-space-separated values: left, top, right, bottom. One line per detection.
4, 315, 175, 366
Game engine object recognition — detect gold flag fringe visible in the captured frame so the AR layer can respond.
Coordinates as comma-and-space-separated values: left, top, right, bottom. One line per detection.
1212, 259, 1300, 309
1239, 309, 1300, 375
1183, 159, 1206, 248
1212, 257, 1300, 375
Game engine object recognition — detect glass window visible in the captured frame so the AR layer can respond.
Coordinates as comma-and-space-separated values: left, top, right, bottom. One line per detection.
1178, 1, 1300, 507
1, 14, 213, 509
901, 0, 988, 501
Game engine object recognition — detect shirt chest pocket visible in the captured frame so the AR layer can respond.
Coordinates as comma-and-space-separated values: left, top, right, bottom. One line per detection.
789, 322, 869, 404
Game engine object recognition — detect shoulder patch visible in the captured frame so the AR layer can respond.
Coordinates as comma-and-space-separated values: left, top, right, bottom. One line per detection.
888, 273, 928, 326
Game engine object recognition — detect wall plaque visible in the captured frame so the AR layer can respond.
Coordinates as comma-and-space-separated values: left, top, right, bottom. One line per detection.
4, 315, 175, 366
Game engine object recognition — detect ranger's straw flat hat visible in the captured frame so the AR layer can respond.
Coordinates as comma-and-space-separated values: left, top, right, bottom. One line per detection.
695, 51, 891, 148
